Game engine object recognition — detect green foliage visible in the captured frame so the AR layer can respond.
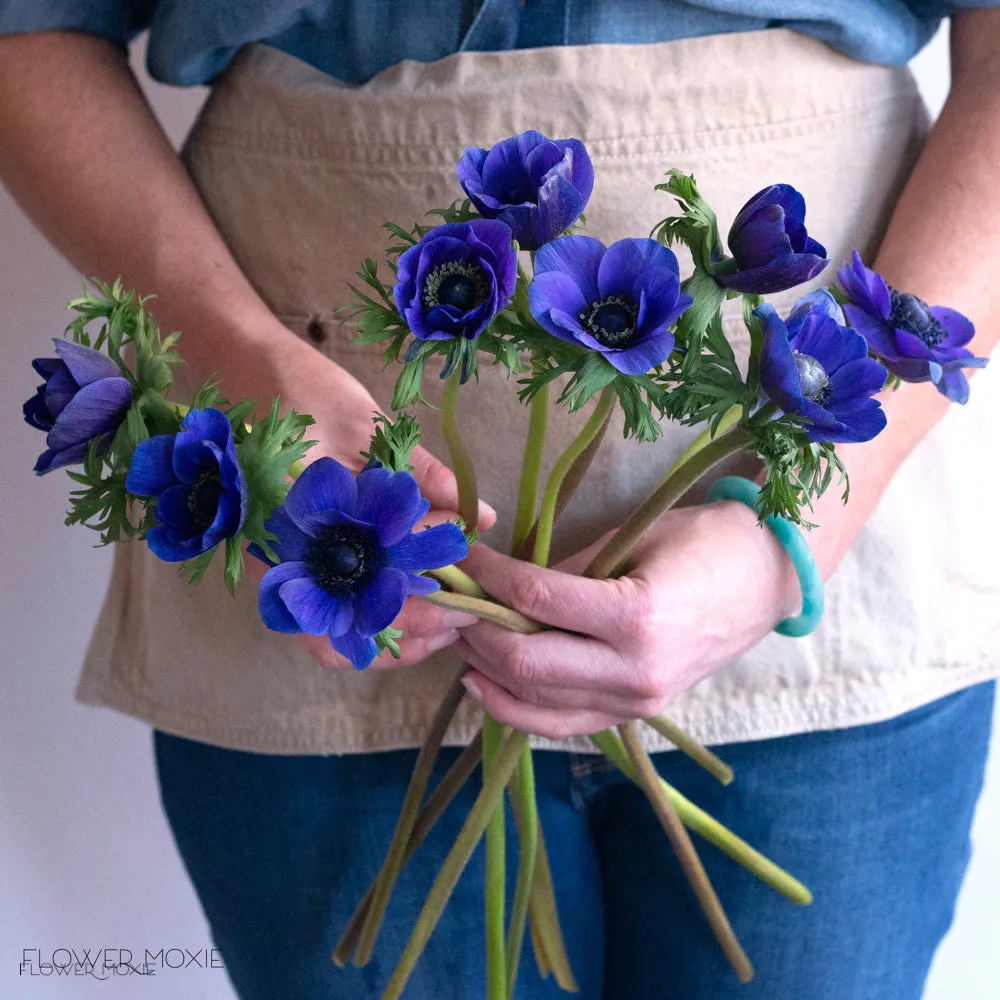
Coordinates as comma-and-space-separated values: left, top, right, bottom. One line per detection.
657, 311, 747, 432
750, 419, 849, 527
374, 626, 405, 660
231, 399, 317, 581
652, 170, 722, 273
67, 277, 183, 396
362, 412, 422, 473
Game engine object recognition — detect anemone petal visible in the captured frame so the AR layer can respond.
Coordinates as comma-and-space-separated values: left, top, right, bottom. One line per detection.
285, 458, 358, 534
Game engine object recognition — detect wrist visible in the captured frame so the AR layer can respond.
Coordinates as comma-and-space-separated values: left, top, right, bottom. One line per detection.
697, 501, 803, 627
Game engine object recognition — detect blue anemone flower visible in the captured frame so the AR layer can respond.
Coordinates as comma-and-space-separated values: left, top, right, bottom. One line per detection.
126, 408, 247, 562
717, 184, 828, 294
256, 458, 469, 670
758, 290, 888, 444
837, 250, 988, 404
457, 130, 594, 251
528, 235, 692, 375
394, 219, 517, 343
23, 338, 133, 474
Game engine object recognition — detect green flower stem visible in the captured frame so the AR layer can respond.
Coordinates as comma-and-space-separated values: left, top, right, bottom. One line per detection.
421, 591, 543, 634
441, 368, 480, 533
672, 403, 742, 470
512, 378, 550, 554
643, 715, 734, 786
583, 423, 754, 581
528, 827, 578, 991
351, 676, 468, 967
533, 385, 617, 567
515, 411, 611, 562
382, 731, 530, 1000
504, 745, 539, 997
428, 565, 487, 599
505, 360, 573, 996
482, 717, 508, 1000
619, 722, 754, 983
590, 730, 812, 906
333, 730, 484, 967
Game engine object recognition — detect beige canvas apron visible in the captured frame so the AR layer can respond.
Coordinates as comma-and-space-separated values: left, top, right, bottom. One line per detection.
78, 29, 1000, 754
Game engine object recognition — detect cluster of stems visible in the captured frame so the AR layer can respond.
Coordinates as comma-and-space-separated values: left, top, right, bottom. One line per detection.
333, 353, 813, 999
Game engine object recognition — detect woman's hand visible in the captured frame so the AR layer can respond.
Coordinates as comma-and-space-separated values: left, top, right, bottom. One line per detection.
455, 502, 799, 739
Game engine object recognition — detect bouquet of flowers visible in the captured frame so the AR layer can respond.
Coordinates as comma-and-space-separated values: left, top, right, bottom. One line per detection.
25, 129, 986, 998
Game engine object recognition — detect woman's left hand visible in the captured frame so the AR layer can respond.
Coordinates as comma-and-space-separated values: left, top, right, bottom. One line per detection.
456, 502, 800, 739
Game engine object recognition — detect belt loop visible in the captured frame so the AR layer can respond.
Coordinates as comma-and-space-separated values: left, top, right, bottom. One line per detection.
459, 0, 520, 52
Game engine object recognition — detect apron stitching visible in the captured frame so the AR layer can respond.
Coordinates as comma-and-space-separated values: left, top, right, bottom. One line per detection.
186, 93, 918, 166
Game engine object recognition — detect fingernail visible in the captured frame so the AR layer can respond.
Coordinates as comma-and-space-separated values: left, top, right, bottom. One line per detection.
441, 610, 479, 629
425, 629, 459, 654
461, 675, 484, 701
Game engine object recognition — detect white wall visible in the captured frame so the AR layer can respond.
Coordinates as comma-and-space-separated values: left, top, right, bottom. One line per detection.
1, 26, 995, 1000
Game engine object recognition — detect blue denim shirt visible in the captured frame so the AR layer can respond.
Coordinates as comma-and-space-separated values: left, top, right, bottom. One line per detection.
0, 1, 992, 85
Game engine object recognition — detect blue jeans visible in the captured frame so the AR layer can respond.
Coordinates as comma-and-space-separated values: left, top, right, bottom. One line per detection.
154, 682, 994, 1000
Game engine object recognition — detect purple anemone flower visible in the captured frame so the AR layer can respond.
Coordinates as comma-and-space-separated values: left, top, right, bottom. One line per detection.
256, 458, 469, 670
394, 219, 517, 343
717, 184, 828, 294
838, 250, 988, 404
23, 338, 133, 474
457, 130, 594, 251
758, 290, 888, 444
528, 235, 692, 375
126, 408, 247, 562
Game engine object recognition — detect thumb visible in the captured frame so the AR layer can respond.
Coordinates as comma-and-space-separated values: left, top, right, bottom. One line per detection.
409, 444, 497, 531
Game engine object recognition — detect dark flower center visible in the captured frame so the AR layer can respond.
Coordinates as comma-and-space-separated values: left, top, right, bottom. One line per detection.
580, 295, 640, 349
186, 468, 223, 532
889, 289, 945, 348
793, 351, 829, 403
423, 261, 490, 314
305, 524, 377, 596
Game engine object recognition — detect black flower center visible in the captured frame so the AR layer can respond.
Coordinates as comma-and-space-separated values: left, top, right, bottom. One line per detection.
580, 295, 640, 348
305, 524, 377, 596
423, 261, 490, 314
889, 289, 945, 348
187, 468, 223, 532
793, 351, 829, 403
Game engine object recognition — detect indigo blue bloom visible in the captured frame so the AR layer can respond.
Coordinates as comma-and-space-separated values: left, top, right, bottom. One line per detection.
23, 338, 133, 475
256, 458, 469, 670
758, 290, 888, 444
394, 219, 517, 343
838, 250, 988, 404
457, 130, 594, 251
126, 408, 247, 562
529, 235, 692, 375
717, 184, 828, 294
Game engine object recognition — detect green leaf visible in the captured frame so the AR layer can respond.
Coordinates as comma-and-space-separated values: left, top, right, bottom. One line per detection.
223, 536, 244, 595
361, 412, 422, 473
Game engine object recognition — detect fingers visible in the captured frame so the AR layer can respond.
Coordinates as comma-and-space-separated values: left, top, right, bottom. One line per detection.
458, 623, 632, 694
460, 670, 629, 740
410, 445, 497, 531
455, 636, 668, 719
462, 543, 647, 640
393, 594, 479, 636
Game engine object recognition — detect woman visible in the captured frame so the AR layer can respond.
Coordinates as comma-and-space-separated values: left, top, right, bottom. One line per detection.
1, 3, 997, 998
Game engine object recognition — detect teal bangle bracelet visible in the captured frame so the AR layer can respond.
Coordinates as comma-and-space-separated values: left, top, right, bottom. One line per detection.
704, 475, 824, 638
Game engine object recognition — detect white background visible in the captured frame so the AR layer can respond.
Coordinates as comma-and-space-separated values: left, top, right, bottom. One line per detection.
1, 26, 996, 1000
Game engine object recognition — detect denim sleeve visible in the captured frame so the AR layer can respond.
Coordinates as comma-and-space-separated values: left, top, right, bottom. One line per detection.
908, 0, 1000, 13
0, 1, 155, 48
